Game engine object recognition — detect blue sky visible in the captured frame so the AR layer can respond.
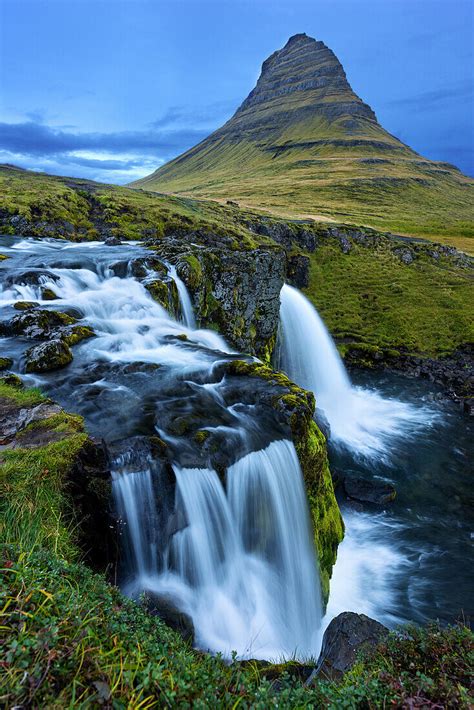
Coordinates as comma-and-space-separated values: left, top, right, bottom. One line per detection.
0, 0, 473, 183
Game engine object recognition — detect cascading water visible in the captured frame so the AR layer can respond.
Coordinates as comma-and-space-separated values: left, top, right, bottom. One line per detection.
2, 238, 470, 658
278, 284, 433, 457
0, 238, 323, 660
167, 264, 197, 329
121, 439, 322, 659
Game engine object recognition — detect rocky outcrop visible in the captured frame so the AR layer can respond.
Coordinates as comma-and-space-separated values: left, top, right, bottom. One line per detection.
344, 343, 474, 410
151, 241, 286, 361
309, 612, 389, 682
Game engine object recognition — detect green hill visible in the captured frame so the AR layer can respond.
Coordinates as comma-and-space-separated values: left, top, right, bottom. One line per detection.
134, 33, 474, 248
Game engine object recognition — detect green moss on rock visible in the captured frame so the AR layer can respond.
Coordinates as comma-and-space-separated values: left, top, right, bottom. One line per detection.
0, 357, 13, 370
63, 325, 95, 347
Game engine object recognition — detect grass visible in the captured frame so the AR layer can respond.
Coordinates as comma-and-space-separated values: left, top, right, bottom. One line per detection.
0, 382, 88, 560
304, 241, 474, 357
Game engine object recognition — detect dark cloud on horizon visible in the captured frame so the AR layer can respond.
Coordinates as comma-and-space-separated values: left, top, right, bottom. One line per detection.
0, 120, 209, 159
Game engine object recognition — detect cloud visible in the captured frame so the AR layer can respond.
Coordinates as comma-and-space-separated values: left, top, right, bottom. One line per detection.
149, 100, 235, 129
0, 121, 209, 157
0, 119, 213, 183
387, 81, 474, 112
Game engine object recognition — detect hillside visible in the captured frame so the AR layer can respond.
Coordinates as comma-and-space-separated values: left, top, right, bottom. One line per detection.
0, 164, 472, 367
134, 33, 474, 247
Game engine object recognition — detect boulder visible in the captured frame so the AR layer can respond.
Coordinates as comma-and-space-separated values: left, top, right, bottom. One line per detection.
25, 339, 73, 372
2, 308, 75, 339
104, 236, 122, 246
0, 357, 13, 370
309, 612, 389, 682
344, 476, 396, 505
143, 592, 195, 644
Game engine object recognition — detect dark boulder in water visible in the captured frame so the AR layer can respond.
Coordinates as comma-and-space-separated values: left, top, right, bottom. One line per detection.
343, 476, 396, 504
104, 236, 122, 246
309, 611, 389, 681
143, 591, 195, 644
25, 339, 73, 372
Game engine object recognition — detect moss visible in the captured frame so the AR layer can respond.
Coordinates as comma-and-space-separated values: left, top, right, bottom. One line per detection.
145, 278, 169, 308
62, 325, 95, 346
180, 253, 203, 290
0, 374, 25, 390
13, 301, 37, 310
41, 287, 58, 300
294, 423, 344, 603
194, 429, 210, 444
25, 341, 73, 373
0, 357, 13, 370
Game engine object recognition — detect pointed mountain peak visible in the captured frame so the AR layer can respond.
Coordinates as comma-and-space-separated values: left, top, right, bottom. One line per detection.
235, 33, 375, 123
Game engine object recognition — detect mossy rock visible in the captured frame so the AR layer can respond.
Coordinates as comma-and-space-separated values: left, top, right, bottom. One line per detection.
0, 357, 13, 370
25, 339, 73, 372
63, 325, 95, 347
13, 301, 38, 311
41, 287, 58, 300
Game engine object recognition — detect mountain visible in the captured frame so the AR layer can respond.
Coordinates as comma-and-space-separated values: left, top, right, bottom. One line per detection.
134, 33, 474, 244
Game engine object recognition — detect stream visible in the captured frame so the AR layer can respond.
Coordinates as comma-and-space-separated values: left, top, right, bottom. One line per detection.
1, 237, 472, 660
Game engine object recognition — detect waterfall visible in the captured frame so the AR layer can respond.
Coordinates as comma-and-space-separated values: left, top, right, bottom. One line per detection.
168, 264, 197, 329
278, 284, 430, 458
118, 440, 322, 660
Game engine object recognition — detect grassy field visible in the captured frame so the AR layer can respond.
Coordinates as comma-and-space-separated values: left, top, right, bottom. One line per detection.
304, 241, 474, 358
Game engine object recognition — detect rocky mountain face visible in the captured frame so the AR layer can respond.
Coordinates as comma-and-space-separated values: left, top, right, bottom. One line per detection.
135, 34, 474, 240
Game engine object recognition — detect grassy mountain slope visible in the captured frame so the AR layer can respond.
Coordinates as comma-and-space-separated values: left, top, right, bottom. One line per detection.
134, 34, 474, 246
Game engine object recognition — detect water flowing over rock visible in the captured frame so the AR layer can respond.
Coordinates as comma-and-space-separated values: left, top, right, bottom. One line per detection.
115, 440, 322, 659
0, 237, 340, 661
278, 284, 434, 458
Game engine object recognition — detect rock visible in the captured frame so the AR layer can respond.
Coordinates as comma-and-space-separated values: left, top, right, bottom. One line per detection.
463, 398, 474, 416
13, 301, 38, 311
339, 236, 352, 254
0, 357, 13, 370
0, 400, 62, 440
393, 247, 414, 265
169, 245, 286, 360
309, 612, 389, 682
104, 236, 121, 246
226, 200, 240, 207
287, 254, 310, 288
3, 269, 60, 287
143, 592, 195, 643
41, 287, 58, 300
344, 476, 396, 505
24, 339, 73, 372
2, 308, 76, 339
